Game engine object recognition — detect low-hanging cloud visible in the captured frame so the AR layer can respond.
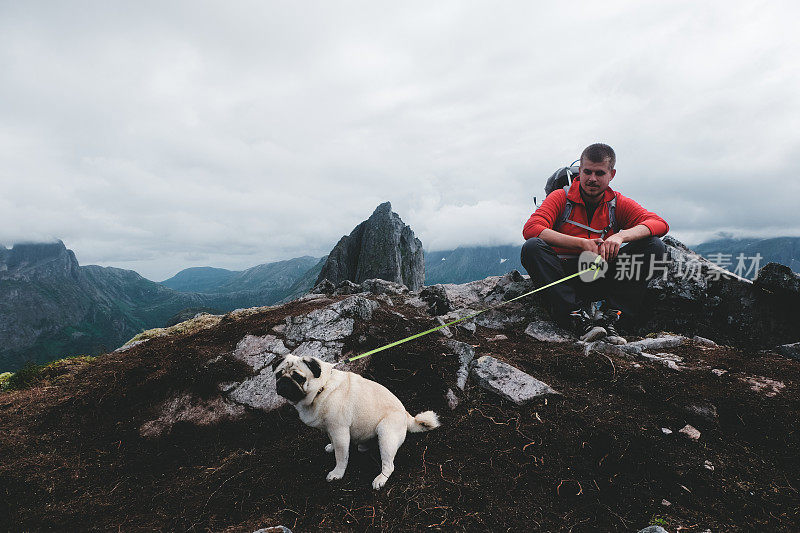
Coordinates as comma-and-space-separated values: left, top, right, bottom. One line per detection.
1, 1, 799, 281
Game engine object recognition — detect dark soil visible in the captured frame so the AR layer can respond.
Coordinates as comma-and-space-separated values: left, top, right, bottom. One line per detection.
1, 295, 798, 532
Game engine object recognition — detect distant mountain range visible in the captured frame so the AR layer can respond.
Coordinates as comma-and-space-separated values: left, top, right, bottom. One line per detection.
691, 236, 800, 274
0, 243, 322, 371
424, 245, 523, 285
158, 255, 329, 307
161, 256, 322, 297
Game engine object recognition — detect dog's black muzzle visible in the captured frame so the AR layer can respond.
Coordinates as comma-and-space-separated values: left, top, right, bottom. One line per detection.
276, 375, 305, 403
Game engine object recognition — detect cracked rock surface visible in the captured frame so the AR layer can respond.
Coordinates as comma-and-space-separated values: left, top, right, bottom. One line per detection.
470, 355, 560, 405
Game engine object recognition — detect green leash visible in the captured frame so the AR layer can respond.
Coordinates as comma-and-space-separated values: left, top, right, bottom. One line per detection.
335, 256, 603, 365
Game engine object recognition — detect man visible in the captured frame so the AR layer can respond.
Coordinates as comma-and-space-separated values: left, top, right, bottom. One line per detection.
521, 143, 668, 343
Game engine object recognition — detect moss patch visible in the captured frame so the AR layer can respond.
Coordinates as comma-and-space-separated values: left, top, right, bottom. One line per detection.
123, 313, 224, 346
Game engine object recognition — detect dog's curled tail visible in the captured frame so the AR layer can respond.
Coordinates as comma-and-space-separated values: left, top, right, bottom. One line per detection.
407, 411, 440, 433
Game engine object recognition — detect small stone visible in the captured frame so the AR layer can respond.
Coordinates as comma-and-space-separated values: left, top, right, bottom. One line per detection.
476, 310, 526, 330
271, 323, 286, 334
679, 424, 701, 441
457, 320, 476, 334
777, 342, 800, 361
435, 316, 453, 338
711, 368, 728, 376
253, 526, 293, 533
704, 460, 715, 471
488, 334, 508, 342
693, 335, 718, 347
524, 320, 573, 343
661, 427, 673, 435
445, 388, 459, 410
638, 526, 669, 533
361, 278, 409, 296
661, 499, 672, 507
310, 279, 335, 294
625, 335, 690, 352
333, 280, 362, 295
375, 293, 394, 306
587, 340, 631, 358
639, 352, 683, 370
683, 401, 718, 423
445, 340, 475, 390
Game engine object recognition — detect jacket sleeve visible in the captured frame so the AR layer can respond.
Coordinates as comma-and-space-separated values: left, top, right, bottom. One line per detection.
616, 194, 669, 237
523, 190, 567, 240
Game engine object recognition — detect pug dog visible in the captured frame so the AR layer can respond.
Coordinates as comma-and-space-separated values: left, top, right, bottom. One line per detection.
272, 354, 440, 489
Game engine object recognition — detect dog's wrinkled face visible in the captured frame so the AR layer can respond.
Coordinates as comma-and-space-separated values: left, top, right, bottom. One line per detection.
272, 354, 322, 404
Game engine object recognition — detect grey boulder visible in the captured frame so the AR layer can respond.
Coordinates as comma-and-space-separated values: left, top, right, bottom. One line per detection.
284, 295, 377, 344
445, 340, 476, 390
777, 342, 800, 361
524, 320, 573, 343
470, 355, 560, 405
232, 334, 289, 372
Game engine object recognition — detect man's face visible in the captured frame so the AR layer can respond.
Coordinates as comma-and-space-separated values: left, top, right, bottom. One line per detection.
578, 158, 616, 200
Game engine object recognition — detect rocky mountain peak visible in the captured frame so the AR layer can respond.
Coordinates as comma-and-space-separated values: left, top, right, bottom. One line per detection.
316, 202, 424, 291
1, 240, 79, 280
372, 200, 392, 215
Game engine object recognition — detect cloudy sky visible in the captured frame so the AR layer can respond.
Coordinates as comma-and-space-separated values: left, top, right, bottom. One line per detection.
1, 1, 798, 281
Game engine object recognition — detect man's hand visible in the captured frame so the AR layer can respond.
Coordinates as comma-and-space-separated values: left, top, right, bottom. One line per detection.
599, 233, 624, 261
582, 238, 603, 255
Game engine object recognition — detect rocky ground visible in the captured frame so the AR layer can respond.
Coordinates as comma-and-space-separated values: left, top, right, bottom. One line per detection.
1, 271, 799, 532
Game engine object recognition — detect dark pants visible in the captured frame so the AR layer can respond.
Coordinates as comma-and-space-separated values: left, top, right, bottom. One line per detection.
520, 236, 667, 328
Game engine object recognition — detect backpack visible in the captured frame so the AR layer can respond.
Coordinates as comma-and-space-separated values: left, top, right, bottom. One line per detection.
535, 160, 619, 239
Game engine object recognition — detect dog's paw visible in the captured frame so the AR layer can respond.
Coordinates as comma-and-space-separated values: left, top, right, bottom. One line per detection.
325, 443, 334, 453
372, 473, 389, 490
326, 470, 344, 482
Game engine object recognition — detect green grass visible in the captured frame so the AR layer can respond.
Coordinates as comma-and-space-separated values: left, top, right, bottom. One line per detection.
0, 355, 97, 392
649, 515, 669, 527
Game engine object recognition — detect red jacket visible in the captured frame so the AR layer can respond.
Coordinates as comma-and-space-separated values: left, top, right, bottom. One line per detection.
523, 179, 669, 256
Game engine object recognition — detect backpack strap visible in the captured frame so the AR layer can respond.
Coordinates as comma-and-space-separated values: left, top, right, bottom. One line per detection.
607, 194, 618, 235
554, 185, 573, 232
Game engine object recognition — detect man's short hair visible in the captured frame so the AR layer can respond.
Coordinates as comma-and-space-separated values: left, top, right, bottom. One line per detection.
580, 143, 616, 169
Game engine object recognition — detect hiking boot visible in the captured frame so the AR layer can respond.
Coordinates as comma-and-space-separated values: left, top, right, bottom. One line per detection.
569, 308, 606, 342
600, 309, 627, 345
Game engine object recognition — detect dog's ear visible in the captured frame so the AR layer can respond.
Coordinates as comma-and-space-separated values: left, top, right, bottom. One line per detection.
270, 355, 286, 371
303, 357, 322, 378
